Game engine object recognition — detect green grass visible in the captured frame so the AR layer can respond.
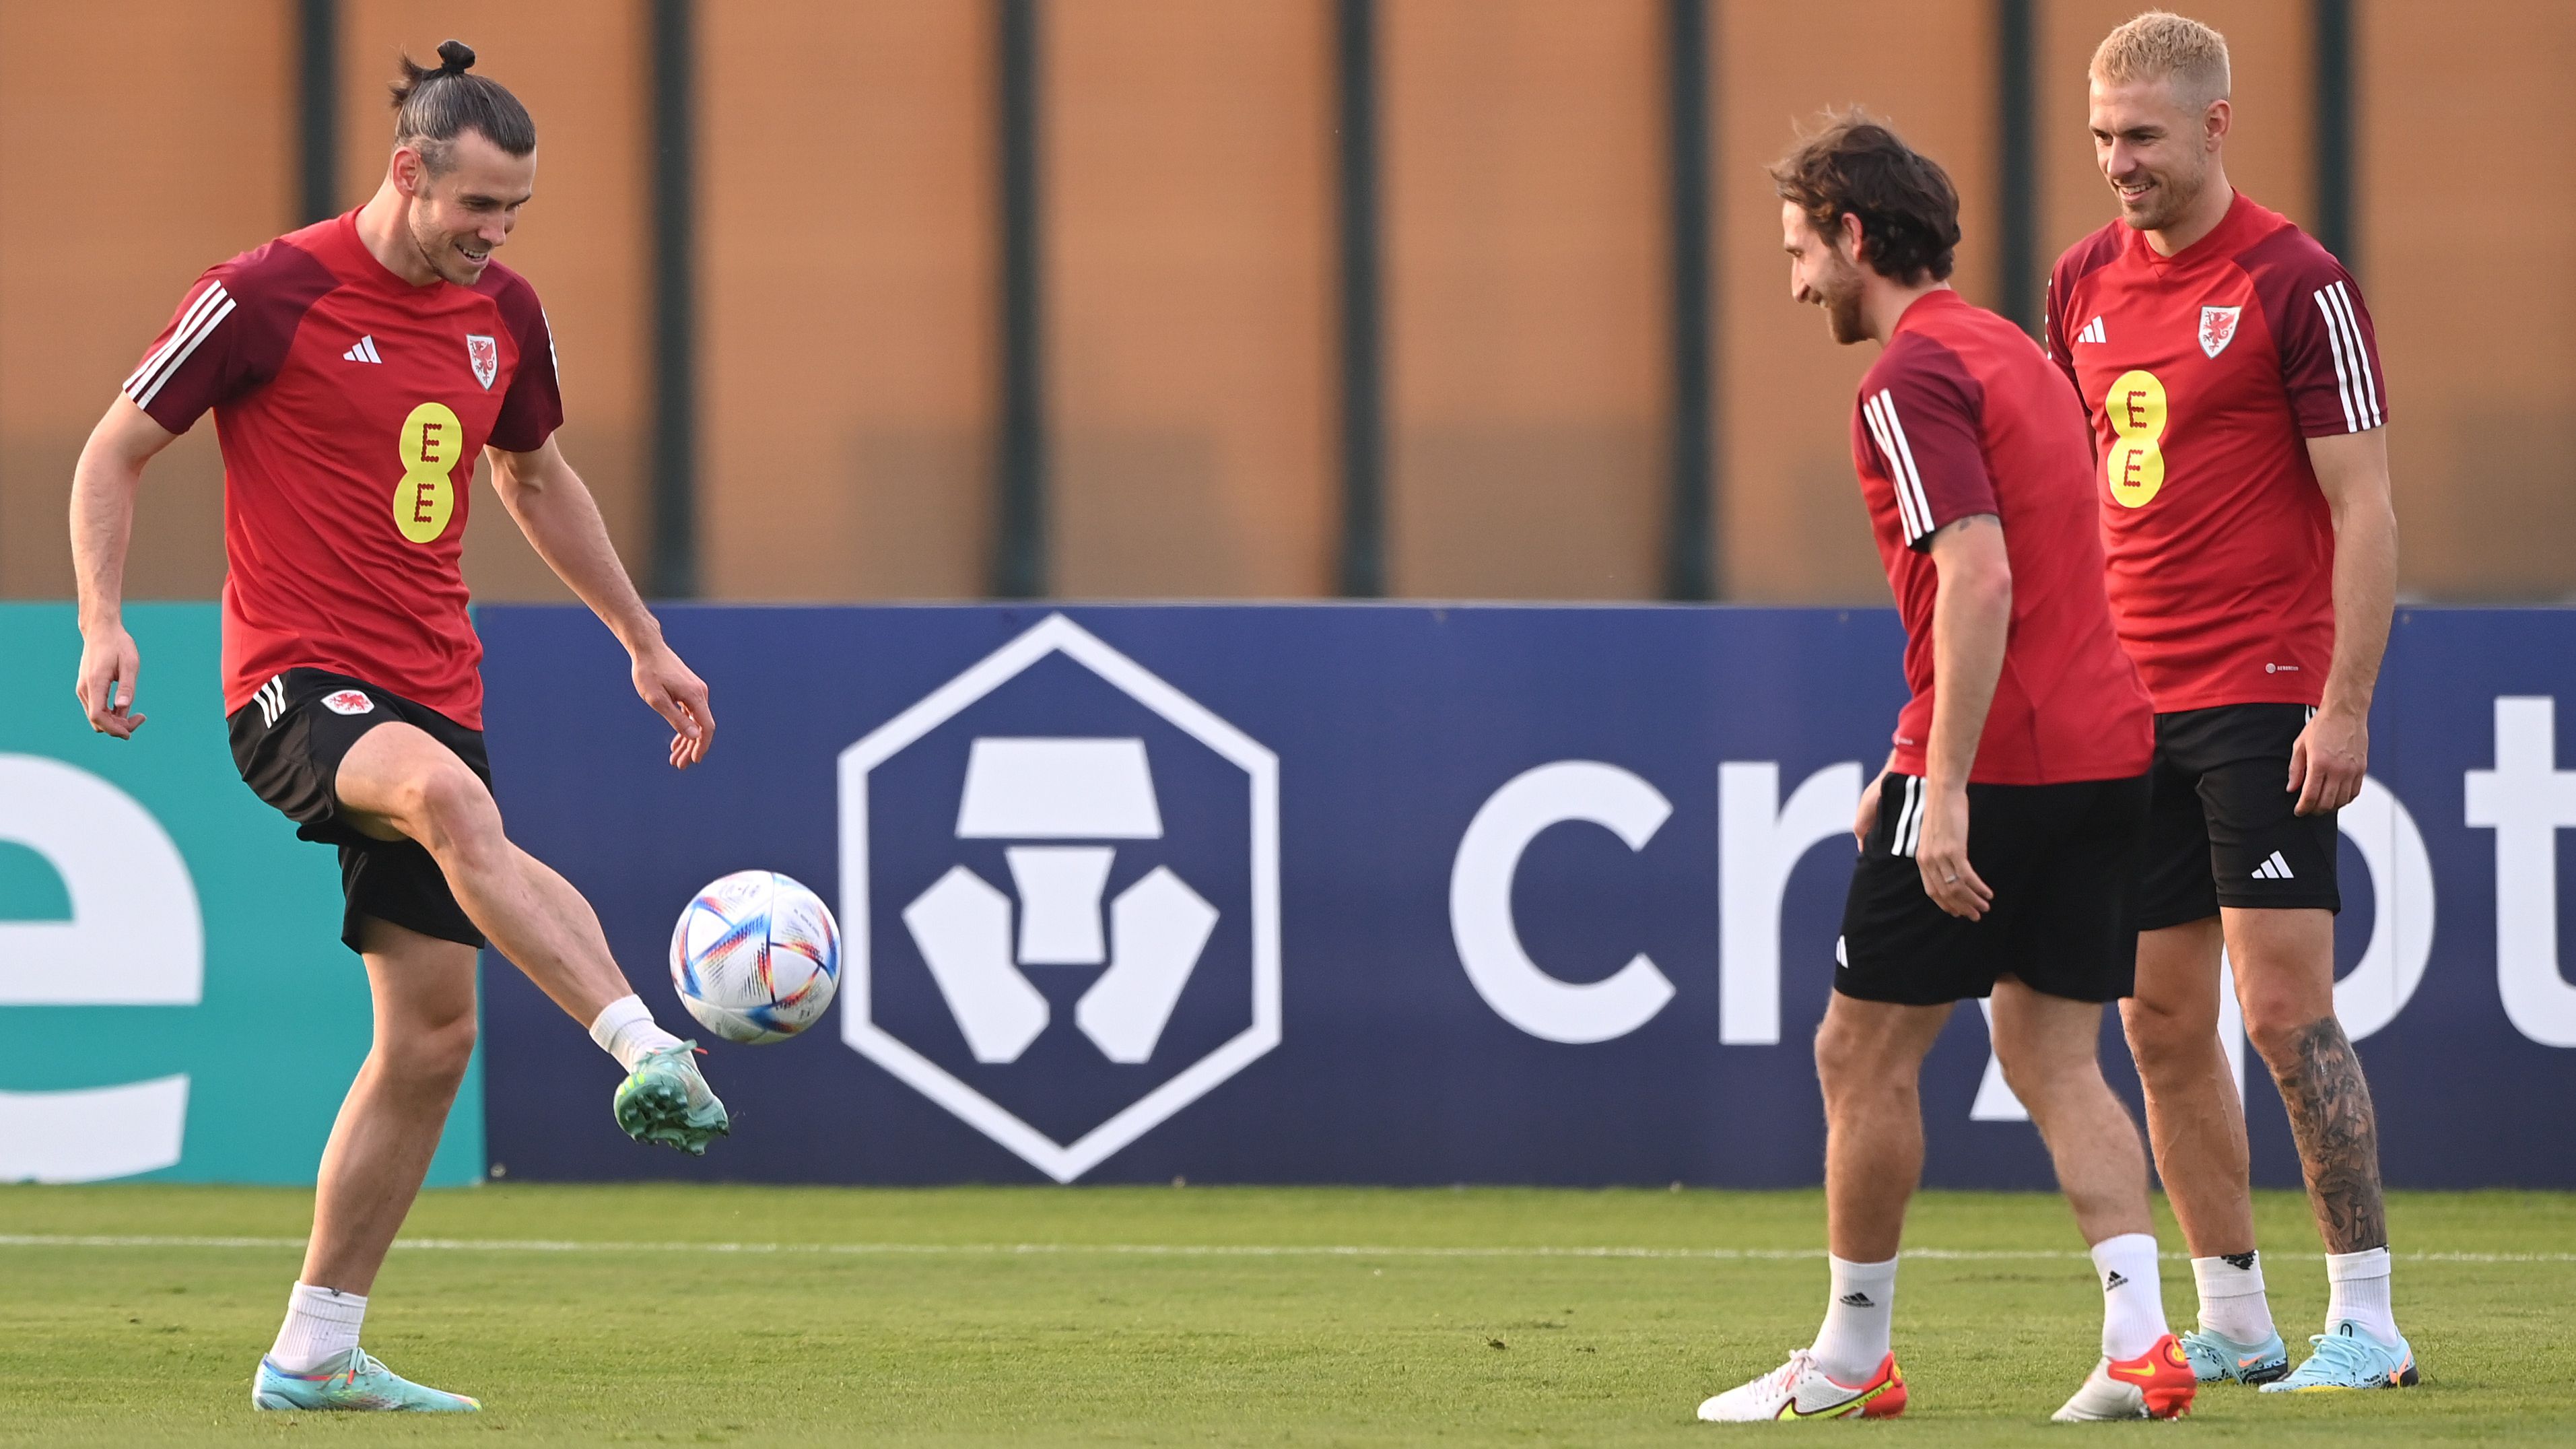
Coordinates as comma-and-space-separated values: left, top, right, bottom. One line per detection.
1, 1184, 2569, 1445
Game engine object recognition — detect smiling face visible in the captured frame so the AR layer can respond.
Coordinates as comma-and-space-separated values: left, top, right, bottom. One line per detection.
396, 130, 535, 285
2089, 73, 2225, 234
1782, 201, 1870, 345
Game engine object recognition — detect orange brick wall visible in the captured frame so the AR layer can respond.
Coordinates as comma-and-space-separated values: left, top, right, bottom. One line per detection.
2, 1, 2566, 605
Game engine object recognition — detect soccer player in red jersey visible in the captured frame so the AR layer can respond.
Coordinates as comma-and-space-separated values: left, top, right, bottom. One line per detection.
2046, 13, 2412, 1392
1699, 116, 2190, 1424
68, 44, 728, 1412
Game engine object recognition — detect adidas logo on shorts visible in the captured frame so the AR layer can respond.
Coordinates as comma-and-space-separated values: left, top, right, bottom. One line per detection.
2251, 850, 2297, 881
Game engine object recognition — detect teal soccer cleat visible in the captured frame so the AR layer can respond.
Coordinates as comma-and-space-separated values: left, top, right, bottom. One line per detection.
251, 1349, 480, 1411
2260, 1322, 2420, 1392
2178, 1324, 2291, 1384
614, 1042, 730, 1155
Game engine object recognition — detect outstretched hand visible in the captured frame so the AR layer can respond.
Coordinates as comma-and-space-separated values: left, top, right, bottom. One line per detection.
632, 643, 714, 769
75, 627, 146, 739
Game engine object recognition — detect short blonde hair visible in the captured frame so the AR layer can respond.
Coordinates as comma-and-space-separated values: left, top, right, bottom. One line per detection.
2091, 11, 2231, 107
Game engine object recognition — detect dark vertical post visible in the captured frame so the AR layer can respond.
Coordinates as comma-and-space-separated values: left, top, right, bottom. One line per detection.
296, 0, 339, 225
1662, 0, 1714, 601
1995, 0, 2039, 334
1334, 0, 1386, 598
2313, 0, 2356, 271
992, 0, 1048, 599
648, 0, 698, 599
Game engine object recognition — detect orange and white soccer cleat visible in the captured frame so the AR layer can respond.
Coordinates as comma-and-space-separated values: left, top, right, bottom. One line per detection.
2051, 1333, 2196, 1421
1696, 1349, 1908, 1421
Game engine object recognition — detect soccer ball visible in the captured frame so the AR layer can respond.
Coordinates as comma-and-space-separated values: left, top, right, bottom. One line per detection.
669, 870, 842, 1044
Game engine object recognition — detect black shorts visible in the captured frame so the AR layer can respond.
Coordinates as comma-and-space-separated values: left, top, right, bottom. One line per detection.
1836, 772, 2152, 1006
2138, 703, 2342, 930
227, 668, 489, 955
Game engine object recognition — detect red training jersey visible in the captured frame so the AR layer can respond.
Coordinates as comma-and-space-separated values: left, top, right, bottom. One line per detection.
123, 211, 563, 729
2045, 191, 2386, 712
1850, 290, 2154, 786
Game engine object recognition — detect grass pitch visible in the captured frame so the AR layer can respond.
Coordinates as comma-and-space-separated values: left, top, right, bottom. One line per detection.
1, 1184, 2569, 1445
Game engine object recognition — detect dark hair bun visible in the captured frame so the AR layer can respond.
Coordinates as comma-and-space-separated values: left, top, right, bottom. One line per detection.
436, 40, 475, 75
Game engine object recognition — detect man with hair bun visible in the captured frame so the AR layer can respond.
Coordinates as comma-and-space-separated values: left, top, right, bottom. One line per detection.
69, 42, 729, 1412
1697, 112, 2190, 1424
2049, 9, 2414, 1394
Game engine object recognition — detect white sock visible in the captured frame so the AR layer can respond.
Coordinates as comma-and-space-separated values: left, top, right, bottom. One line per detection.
2091, 1233, 2167, 1361
268, 1281, 366, 1372
1810, 1255, 1898, 1383
2190, 1251, 2276, 1343
588, 993, 683, 1071
2324, 1247, 2397, 1343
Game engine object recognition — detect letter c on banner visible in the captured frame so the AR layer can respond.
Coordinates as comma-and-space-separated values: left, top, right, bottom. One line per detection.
1450, 762, 1676, 1044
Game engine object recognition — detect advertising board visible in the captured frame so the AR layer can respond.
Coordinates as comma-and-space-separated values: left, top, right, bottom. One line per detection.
477, 604, 2576, 1189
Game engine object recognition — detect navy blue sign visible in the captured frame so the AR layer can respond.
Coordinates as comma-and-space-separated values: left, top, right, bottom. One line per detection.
475, 605, 2576, 1188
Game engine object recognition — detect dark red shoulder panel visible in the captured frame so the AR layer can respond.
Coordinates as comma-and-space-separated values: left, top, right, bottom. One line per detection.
123, 236, 338, 434
478, 264, 564, 452
2042, 220, 2128, 391
1860, 334, 1996, 552
2237, 223, 2387, 437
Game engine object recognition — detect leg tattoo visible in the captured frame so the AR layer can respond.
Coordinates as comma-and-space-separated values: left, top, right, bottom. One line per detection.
2272, 1018, 2389, 1252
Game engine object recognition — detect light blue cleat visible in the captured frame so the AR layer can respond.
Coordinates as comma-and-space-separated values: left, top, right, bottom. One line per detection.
251, 1348, 481, 1411
2260, 1322, 2420, 1392
2178, 1324, 2291, 1384
614, 1042, 730, 1156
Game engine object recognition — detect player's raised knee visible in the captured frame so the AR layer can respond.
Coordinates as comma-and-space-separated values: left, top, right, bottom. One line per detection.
407, 756, 502, 848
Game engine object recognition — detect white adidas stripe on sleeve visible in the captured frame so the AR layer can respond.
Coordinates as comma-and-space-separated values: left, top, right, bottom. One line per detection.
1871, 390, 1938, 546
2312, 284, 2361, 431
125, 281, 236, 409
2326, 282, 2383, 429
2312, 281, 2384, 432
123, 282, 227, 397
1860, 395, 1924, 541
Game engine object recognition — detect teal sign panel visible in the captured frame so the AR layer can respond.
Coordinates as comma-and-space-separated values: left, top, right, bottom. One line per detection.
0, 603, 481, 1185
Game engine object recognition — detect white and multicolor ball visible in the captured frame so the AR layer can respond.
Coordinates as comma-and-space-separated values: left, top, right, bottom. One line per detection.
668, 870, 842, 1044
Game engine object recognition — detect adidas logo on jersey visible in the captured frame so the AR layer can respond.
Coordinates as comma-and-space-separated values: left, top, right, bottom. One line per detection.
343, 335, 383, 364
2076, 316, 2107, 345
2252, 850, 2297, 881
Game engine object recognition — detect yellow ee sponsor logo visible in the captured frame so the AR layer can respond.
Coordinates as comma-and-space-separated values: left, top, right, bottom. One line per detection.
2103, 369, 2167, 508
392, 401, 463, 543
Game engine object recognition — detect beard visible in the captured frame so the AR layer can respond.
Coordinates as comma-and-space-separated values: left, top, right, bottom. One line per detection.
2118, 154, 2210, 232
1815, 263, 1868, 344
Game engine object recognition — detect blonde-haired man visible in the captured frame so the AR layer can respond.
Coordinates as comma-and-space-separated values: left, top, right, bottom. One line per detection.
2045, 11, 2413, 1393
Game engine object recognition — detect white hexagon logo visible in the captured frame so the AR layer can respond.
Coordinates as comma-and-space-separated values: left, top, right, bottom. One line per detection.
838, 613, 1281, 1181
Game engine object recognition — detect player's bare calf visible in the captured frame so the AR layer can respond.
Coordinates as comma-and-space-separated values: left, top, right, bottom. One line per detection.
1699, 115, 2186, 1423
70, 40, 726, 1411
2068, 11, 2409, 1385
